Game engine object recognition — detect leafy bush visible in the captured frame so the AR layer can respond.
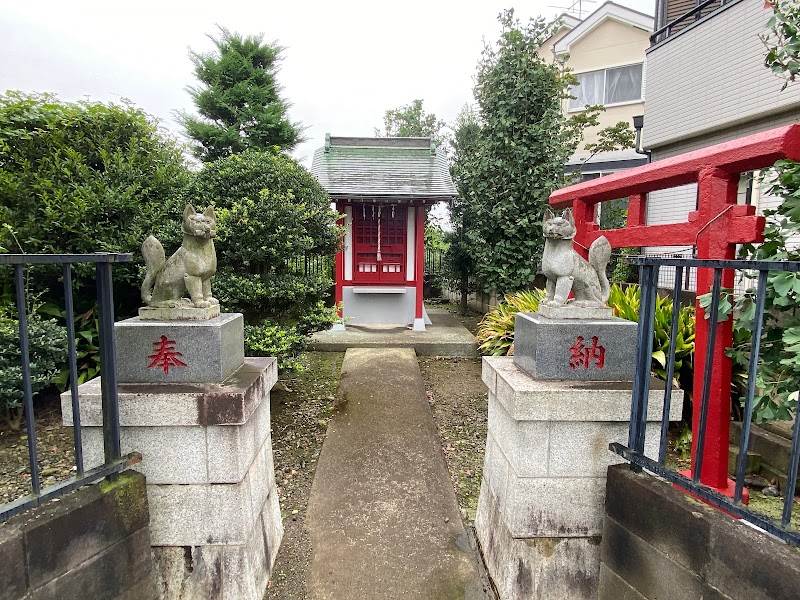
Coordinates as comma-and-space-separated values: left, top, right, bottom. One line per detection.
244, 294, 340, 373
0, 308, 67, 428
172, 150, 343, 325
609, 284, 695, 385
476, 289, 546, 356
244, 322, 307, 373
0, 92, 191, 317
699, 281, 800, 424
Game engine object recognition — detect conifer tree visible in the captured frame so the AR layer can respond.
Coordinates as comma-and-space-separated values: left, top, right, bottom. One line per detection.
179, 27, 303, 162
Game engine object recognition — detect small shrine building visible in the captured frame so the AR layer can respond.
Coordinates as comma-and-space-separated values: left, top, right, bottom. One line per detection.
311, 135, 456, 330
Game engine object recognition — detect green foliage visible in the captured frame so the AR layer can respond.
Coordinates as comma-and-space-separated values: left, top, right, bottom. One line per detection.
0, 92, 191, 316
456, 11, 607, 295
175, 150, 342, 325
0, 307, 67, 429
244, 322, 306, 372
244, 302, 339, 372
583, 121, 636, 162
608, 284, 695, 384
446, 104, 483, 313
476, 289, 546, 356
375, 99, 447, 144
179, 27, 304, 162
763, 0, 800, 90
674, 423, 693, 460
425, 222, 449, 251
47, 307, 101, 388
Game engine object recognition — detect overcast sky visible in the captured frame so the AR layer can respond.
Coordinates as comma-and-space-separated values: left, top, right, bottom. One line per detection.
1, 0, 654, 167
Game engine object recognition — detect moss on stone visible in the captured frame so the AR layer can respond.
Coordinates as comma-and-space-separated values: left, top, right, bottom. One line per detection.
99, 471, 148, 532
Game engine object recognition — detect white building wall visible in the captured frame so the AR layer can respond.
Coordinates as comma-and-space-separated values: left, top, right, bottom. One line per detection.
644, 0, 800, 152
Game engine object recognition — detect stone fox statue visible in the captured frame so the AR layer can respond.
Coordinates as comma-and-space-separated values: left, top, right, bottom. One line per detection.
141, 205, 219, 309
541, 208, 611, 308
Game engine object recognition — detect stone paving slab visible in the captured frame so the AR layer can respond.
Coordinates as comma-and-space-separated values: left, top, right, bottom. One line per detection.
309, 307, 477, 357
306, 348, 490, 599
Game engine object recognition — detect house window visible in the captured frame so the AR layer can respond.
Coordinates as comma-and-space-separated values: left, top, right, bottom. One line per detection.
569, 63, 643, 111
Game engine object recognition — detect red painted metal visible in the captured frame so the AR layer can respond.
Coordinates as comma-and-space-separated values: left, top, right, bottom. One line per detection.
549, 124, 800, 495
415, 204, 425, 320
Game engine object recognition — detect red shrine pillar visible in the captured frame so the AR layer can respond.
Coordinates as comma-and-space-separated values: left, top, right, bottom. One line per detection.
413, 202, 425, 330
690, 167, 739, 495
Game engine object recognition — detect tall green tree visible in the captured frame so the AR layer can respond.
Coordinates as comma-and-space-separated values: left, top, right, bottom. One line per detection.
178, 27, 303, 162
461, 11, 604, 295
446, 104, 482, 314
375, 99, 448, 144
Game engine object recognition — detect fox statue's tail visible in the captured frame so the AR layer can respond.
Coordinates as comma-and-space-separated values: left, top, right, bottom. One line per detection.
588, 235, 612, 304
140, 235, 166, 304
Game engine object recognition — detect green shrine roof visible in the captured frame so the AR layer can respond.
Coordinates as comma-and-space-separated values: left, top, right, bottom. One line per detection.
310, 136, 457, 200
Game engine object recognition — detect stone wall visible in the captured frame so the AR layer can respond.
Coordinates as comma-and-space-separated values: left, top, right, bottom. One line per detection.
600, 464, 800, 600
0, 471, 156, 600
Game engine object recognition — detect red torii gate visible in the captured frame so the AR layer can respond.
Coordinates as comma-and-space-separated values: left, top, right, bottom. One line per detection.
549, 125, 800, 496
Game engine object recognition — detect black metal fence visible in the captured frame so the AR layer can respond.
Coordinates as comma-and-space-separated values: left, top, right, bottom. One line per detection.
611, 256, 800, 546
0, 253, 138, 522
285, 254, 334, 279
425, 247, 444, 277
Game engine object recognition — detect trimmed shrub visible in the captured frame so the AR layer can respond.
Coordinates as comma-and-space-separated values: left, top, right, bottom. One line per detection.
173, 150, 343, 325
0, 308, 67, 428
0, 92, 191, 317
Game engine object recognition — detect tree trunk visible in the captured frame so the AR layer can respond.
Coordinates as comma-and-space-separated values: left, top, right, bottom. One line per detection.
459, 276, 468, 316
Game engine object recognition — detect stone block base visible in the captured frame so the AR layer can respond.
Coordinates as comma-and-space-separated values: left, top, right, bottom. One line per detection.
153, 491, 282, 600
536, 304, 614, 320
475, 480, 600, 600
114, 313, 244, 383
513, 311, 637, 381
63, 358, 281, 600
138, 304, 220, 321
476, 357, 682, 599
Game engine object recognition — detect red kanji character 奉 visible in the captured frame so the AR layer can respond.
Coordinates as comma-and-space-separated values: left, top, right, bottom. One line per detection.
568, 336, 606, 370
148, 335, 187, 375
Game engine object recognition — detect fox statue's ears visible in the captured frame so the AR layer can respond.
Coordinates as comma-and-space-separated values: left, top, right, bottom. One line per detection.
562, 208, 574, 226
203, 206, 216, 222
183, 204, 196, 220
544, 208, 556, 222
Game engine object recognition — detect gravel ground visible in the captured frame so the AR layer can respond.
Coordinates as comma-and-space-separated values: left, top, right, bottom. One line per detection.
0, 390, 76, 506
418, 356, 488, 524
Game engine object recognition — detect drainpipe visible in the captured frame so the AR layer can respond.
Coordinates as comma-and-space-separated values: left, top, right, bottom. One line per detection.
632, 115, 651, 163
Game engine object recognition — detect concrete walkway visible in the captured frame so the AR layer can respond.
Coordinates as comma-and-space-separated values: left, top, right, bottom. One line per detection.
306, 348, 489, 599
309, 307, 477, 357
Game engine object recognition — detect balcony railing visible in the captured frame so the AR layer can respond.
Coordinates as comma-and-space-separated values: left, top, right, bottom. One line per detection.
651, 0, 730, 45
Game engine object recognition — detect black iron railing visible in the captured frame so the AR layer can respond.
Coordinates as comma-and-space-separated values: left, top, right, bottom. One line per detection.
611, 256, 800, 546
0, 253, 139, 522
425, 247, 444, 277
651, 0, 727, 45
285, 254, 335, 279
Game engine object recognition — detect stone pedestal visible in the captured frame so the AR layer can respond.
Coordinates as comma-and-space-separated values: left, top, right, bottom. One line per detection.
514, 311, 638, 381
62, 358, 282, 600
476, 357, 681, 600
114, 313, 244, 384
